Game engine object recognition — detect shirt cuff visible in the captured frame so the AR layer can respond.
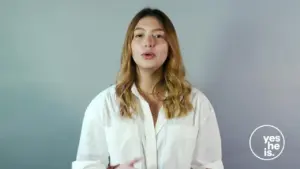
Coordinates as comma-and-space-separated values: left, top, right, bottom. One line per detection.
72, 160, 107, 169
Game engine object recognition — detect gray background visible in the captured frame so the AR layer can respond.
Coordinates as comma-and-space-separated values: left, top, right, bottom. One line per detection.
1, 0, 299, 169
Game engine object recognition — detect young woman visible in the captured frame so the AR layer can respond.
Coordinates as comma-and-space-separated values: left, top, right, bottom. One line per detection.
72, 7, 224, 169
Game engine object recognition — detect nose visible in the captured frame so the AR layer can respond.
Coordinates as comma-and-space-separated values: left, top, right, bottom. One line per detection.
143, 35, 155, 48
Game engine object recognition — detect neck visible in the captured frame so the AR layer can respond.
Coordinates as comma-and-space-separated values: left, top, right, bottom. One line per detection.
136, 67, 163, 94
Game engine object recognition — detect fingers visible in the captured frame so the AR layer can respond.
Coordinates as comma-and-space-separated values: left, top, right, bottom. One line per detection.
110, 157, 143, 169
128, 157, 143, 166
107, 164, 119, 169
115, 164, 137, 169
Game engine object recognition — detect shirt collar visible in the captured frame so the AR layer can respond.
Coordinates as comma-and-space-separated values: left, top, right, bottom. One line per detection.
131, 83, 142, 99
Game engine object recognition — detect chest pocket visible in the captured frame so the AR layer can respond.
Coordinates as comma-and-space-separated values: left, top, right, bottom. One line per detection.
163, 124, 199, 166
104, 122, 142, 166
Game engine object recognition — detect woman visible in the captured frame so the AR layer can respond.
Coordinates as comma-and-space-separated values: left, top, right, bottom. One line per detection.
72, 7, 224, 169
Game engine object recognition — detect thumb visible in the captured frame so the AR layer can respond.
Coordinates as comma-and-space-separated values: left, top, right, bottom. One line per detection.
128, 157, 143, 166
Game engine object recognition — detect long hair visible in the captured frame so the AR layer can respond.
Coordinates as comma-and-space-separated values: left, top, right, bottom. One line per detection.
115, 7, 193, 119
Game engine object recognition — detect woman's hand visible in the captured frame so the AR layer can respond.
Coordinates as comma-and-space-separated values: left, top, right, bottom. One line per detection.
108, 157, 143, 169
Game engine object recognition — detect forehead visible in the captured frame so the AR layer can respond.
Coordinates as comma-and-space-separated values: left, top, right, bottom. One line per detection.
134, 16, 164, 30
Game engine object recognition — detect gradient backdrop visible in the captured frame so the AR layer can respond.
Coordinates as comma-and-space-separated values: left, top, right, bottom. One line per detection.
1, 0, 299, 169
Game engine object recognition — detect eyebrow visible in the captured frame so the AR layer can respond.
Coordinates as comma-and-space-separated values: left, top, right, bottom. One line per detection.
134, 27, 165, 32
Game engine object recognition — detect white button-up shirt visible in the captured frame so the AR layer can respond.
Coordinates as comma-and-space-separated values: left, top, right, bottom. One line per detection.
72, 84, 224, 169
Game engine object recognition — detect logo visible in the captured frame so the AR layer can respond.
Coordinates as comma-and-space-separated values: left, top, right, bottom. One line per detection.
249, 124, 285, 161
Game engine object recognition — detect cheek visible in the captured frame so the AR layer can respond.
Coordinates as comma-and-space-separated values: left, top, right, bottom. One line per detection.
155, 46, 168, 65
157, 44, 169, 58
131, 42, 143, 56
131, 42, 137, 53
131, 43, 142, 64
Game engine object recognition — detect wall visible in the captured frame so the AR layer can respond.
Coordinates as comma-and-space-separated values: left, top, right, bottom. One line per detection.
1, 0, 299, 168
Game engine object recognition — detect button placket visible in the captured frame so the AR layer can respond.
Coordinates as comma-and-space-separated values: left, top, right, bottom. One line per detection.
141, 100, 158, 169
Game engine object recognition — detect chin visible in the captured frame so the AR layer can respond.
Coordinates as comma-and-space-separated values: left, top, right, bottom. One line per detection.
138, 64, 160, 71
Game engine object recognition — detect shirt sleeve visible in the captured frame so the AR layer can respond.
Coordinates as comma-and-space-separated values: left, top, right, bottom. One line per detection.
191, 96, 224, 169
72, 93, 109, 169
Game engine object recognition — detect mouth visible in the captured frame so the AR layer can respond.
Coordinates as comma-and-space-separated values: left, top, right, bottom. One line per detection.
142, 52, 156, 60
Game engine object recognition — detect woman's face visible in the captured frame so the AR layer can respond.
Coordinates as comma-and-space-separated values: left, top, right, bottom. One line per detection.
131, 16, 168, 72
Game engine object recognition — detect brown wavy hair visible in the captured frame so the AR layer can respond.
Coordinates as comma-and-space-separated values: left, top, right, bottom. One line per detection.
115, 7, 193, 119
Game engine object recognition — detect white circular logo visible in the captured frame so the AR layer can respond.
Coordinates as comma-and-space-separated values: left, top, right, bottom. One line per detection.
249, 124, 285, 161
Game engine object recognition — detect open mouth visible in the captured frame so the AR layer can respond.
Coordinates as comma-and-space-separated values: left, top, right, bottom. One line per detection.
142, 52, 156, 60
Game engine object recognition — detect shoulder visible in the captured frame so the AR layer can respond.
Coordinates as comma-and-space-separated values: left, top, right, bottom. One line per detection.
93, 84, 116, 101
190, 86, 216, 119
86, 84, 117, 111
190, 86, 210, 103
190, 86, 215, 113
82, 84, 118, 124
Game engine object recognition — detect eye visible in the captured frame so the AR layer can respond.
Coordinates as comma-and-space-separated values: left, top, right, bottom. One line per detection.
153, 34, 164, 38
134, 34, 143, 38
